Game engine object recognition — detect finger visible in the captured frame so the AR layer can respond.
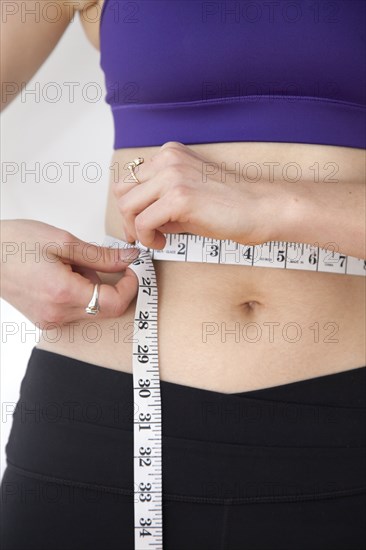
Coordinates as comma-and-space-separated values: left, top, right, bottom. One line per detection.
60, 237, 140, 272
96, 268, 138, 319
153, 142, 209, 173
68, 268, 138, 320
113, 156, 157, 200
71, 264, 101, 284
134, 197, 174, 249
113, 144, 201, 201
118, 179, 163, 241
155, 222, 190, 235
122, 158, 153, 185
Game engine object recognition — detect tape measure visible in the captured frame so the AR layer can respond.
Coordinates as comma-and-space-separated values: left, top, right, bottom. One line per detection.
104, 234, 162, 550
103, 233, 365, 550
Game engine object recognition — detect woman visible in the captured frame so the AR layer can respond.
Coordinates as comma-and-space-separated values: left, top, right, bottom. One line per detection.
1, 1, 365, 549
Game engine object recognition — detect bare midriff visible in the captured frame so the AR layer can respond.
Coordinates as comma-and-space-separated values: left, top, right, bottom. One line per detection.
36, 141, 366, 393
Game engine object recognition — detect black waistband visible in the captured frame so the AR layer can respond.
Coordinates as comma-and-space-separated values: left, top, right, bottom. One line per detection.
5, 347, 366, 502
13, 347, 366, 447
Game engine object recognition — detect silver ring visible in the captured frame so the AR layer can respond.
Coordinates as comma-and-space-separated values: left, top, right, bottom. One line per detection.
85, 283, 100, 315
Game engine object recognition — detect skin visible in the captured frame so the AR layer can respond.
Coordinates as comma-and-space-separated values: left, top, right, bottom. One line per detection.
1, 0, 365, 392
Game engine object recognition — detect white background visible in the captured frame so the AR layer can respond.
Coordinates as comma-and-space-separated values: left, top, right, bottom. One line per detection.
1, 16, 113, 478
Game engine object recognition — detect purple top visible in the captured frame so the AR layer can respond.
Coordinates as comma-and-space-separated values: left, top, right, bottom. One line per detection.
100, 0, 366, 150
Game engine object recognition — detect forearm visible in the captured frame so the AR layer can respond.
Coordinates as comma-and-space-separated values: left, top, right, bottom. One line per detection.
264, 179, 366, 259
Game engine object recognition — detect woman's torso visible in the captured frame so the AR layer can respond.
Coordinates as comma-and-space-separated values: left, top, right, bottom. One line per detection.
36, 0, 366, 392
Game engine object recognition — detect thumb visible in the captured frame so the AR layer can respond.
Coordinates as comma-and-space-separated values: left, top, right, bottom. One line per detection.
58, 236, 141, 272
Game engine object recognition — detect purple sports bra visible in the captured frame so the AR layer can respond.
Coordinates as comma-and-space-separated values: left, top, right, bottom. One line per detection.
99, 0, 366, 150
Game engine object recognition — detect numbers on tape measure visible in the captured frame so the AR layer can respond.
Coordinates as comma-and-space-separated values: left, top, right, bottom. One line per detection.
104, 234, 366, 277
142, 276, 152, 295
209, 244, 219, 256
138, 446, 152, 467
139, 446, 152, 455
139, 413, 151, 421
132, 259, 144, 266
139, 482, 152, 501
309, 252, 317, 265
138, 310, 150, 329
138, 344, 149, 353
138, 379, 151, 387
140, 518, 152, 527
139, 458, 152, 467
139, 529, 152, 538
243, 247, 252, 261
139, 411, 152, 432
139, 494, 151, 502
138, 378, 151, 398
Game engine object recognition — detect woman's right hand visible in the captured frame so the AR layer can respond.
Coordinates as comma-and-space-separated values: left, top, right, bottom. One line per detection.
0, 219, 140, 329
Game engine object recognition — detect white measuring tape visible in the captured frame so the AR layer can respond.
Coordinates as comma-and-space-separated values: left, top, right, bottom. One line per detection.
103, 233, 365, 550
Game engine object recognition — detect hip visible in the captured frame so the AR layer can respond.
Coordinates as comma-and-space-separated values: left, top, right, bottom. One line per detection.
2, 347, 366, 549
36, 258, 366, 393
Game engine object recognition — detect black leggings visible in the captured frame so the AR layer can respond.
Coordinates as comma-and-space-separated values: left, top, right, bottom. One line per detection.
1, 347, 365, 550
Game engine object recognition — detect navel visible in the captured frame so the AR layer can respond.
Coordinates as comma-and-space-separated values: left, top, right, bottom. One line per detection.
239, 300, 262, 313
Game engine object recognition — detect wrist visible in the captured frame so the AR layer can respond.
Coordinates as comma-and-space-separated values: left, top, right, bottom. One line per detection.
265, 180, 314, 244
233, 181, 277, 246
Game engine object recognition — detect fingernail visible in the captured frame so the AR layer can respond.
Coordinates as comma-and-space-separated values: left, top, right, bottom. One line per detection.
119, 248, 140, 261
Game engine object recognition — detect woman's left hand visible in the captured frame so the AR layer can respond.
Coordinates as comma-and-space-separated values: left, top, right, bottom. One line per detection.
113, 141, 272, 249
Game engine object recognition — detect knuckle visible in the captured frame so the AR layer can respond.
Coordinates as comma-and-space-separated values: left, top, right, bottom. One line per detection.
161, 140, 183, 150
159, 146, 183, 165
43, 305, 62, 324
113, 179, 127, 199
171, 163, 187, 178
49, 282, 70, 304
170, 183, 191, 201
103, 246, 116, 263
118, 197, 131, 215
112, 300, 126, 318
121, 226, 134, 244
112, 182, 120, 198
134, 216, 146, 232
58, 230, 73, 246
162, 164, 184, 182
59, 232, 78, 258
